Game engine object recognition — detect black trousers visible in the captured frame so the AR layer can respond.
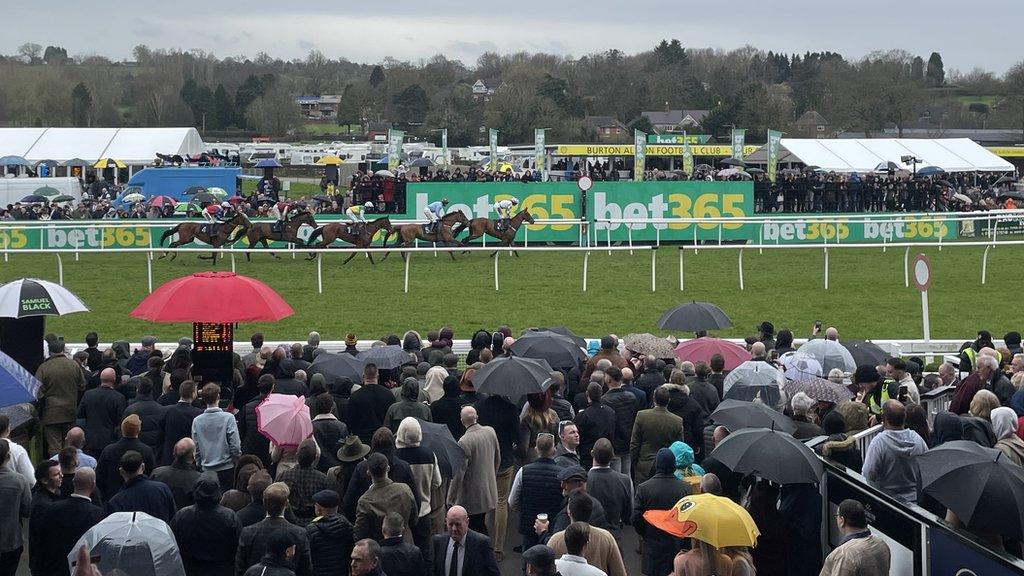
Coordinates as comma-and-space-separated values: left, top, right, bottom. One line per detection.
468, 513, 488, 536
0, 547, 22, 576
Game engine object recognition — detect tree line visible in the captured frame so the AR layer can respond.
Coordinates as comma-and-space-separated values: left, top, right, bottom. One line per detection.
2, 41, 1024, 145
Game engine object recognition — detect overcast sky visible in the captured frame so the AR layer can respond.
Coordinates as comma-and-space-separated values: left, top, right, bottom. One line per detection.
4, 1, 1019, 74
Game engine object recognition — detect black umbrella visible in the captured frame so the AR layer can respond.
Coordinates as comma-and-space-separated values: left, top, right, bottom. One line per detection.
841, 340, 889, 367
874, 161, 899, 172
471, 356, 553, 398
358, 345, 415, 370
710, 427, 823, 485
710, 399, 796, 434
510, 331, 585, 369
409, 157, 435, 168
998, 190, 1024, 202
20, 195, 47, 203
311, 195, 333, 204
803, 165, 821, 172
0, 278, 89, 318
995, 175, 1018, 185
309, 353, 365, 384
918, 441, 1024, 538
720, 158, 746, 168
537, 326, 587, 348
746, 167, 766, 174
191, 192, 217, 205
936, 180, 955, 189
415, 418, 465, 478
657, 301, 733, 332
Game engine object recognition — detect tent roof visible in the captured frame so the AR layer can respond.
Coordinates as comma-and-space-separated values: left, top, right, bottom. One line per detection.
0, 127, 204, 166
778, 138, 1014, 173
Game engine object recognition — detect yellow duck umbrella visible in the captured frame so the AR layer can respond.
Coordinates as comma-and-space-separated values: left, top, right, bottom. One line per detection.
316, 155, 344, 166
94, 158, 127, 169
644, 493, 759, 548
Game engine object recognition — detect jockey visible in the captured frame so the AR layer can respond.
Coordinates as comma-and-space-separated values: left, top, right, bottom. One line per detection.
269, 200, 295, 231
346, 201, 374, 233
494, 197, 519, 228
203, 202, 233, 234
424, 198, 448, 234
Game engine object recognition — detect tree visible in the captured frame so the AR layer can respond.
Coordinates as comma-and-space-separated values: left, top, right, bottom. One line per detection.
247, 83, 302, 135
336, 83, 368, 133
18, 43, 42, 64
213, 84, 234, 130
926, 52, 945, 86
392, 84, 430, 125
305, 50, 329, 94
132, 44, 153, 65
369, 65, 385, 87
911, 56, 925, 80
43, 46, 69, 65
70, 83, 92, 127
235, 74, 271, 127
654, 39, 688, 66
1002, 62, 1024, 137
179, 79, 215, 129
627, 115, 654, 134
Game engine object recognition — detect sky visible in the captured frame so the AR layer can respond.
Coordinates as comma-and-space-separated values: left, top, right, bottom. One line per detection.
3, 1, 1020, 74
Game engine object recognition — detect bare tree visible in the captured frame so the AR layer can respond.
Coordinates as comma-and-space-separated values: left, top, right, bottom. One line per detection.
18, 42, 42, 64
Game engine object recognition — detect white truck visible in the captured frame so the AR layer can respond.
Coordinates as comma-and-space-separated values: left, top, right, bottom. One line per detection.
0, 176, 83, 207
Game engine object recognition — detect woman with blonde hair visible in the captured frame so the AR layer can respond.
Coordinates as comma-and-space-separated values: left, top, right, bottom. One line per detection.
517, 389, 558, 464
962, 389, 999, 447
674, 539, 735, 575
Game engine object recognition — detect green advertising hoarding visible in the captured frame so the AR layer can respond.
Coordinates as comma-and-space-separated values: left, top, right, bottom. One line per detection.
758, 214, 958, 244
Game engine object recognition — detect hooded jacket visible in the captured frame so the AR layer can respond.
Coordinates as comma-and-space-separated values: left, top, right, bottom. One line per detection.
669, 441, 705, 479
402, 331, 424, 363
861, 428, 927, 503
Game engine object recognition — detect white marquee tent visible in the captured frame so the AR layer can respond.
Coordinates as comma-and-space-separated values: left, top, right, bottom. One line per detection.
0, 127, 204, 166
777, 138, 1014, 173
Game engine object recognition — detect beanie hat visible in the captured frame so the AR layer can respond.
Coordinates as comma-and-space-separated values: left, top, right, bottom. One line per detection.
121, 414, 142, 438
346, 333, 357, 346
822, 410, 847, 435
655, 447, 675, 474
600, 335, 616, 349
853, 365, 879, 384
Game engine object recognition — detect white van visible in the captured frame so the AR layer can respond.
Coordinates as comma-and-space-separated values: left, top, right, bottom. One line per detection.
0, 176, 83, 207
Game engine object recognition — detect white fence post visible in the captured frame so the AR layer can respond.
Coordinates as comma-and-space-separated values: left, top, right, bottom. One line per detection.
494, 251, 500, 291
317, 255, 323, 294
982, 245, 990, 285
582, 251, 590, 292
650, 248, 656, 292
403, 254, 411, 293
738, 249, 744, 290
679, 249, 685, 291
146, 253, 153, 294
56, 253, 64, 285
824, 247, 829, 290
904, 247, 910, 288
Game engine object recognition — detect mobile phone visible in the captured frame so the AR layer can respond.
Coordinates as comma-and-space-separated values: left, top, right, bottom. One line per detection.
814, 320, 822, 330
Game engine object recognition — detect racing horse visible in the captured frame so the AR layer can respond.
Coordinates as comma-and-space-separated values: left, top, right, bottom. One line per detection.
381, 211, 470, 261
243, 211, 318, 261
305, 216, 395, 265
158, 211, 250, 263
452, 209, 536, 256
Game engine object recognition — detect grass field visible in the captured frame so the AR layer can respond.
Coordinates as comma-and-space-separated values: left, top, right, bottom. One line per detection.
0, 243, 1020, 343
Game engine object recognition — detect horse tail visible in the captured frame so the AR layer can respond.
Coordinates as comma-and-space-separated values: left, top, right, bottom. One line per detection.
160, 224, 180, 246
308, 226, 324, 246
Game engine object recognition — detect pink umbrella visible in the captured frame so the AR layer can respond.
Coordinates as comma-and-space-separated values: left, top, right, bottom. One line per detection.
674, 338, 749, 370
256, 393, 312, 449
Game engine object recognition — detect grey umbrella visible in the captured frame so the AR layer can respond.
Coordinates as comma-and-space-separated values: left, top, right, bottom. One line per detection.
409, 157, 435, 168
710, 427, 823, 485
623, 333, 676, 359
783, 377, 854, 404
657, 301, 733, 332
472, 356, 553, 398
793, 340, 856, 375
309, 352, 365, 384
720, 157, 746, 168
358, 345, 415, 369
415, 418, 465, 478
710, 399, 796, 433
510, 331, 585, 370
722, 361, 783, 405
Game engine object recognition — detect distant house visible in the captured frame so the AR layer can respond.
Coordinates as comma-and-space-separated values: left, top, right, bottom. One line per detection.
472, 78, 504, 101
585, 116, 627, 139
641, 109, 710, 133
296, 95, 342, 120
794, 110, 829, 138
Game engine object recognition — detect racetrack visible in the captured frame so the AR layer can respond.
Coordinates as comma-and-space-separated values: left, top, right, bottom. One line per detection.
1, 242, 1019, 343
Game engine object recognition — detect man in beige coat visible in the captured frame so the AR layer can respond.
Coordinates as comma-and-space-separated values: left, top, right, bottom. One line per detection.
448, 406, 500, 536
820, 499, 891, 575
35, 338, 87, 454
629, 386, 683, 483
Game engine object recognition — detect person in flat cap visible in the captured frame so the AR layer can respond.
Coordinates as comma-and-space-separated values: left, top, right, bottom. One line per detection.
756, 322, 776, 351
306, 489, 354, 576
523, 544, 558, 576
544, 466, 607, 538
243, 528, 297, 576
171, 474, 243, 576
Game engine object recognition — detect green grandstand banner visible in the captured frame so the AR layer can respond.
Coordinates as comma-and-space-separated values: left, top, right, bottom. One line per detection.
759, 214, 959, 244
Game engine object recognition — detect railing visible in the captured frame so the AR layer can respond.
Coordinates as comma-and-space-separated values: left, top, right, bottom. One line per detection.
851, 424, 883, 457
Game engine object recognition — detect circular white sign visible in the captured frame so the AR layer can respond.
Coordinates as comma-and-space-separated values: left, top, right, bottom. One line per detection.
577, 176, 593, 192
912, 254, 931, 292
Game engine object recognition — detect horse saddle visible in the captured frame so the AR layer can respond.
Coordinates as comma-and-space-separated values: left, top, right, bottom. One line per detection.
204, 223, 219, 236
272, 221, 284, 234
422, 223, 437, 235
495, 218, 510, 232
348, 223, 365, 236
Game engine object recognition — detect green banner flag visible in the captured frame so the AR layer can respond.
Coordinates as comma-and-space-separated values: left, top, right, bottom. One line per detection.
489, 129, 499, 171
731, 128, 746, 160
534, 128, 547, 181
767, 129, 783, 183
634, 129, 647, 181
441, 128, 449, 167
682, 131, 694, 175
387, 129, 404, 172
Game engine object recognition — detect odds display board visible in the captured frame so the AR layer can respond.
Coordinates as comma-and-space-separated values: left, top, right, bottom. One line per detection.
193, 322, 234, 353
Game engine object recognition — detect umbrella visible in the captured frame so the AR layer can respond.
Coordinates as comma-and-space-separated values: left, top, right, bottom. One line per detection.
720, 158, 746, 168
316, 155, 344, 165
657, 301, 733, 332
937, 180, 955, 189
207, 187, 228, 198
257, 393, 313, 449
998, 191, 1024, 202
780, 168, 801, 175
51, 195, 76, 202
375, 170, 396, 178
19, 194, 47, 203
358, 344, 415, 370
803, 165, 821, 172
174, 203, 190, 214
673, 338, 749, 371
409, 157, 435, 167
123, 193, 145, 203
952, 192, 973, 204
710, 399, 796, 433
874, 161, 900, 172
312, 195, 333, 204
149, 196, 177, 208
710, 427, 823, 485
191, 192, 217, 205
644, 493, 760, 547
746, 167, 766, 174
510, 331, 586, 369
995, 175, 1018, 185
783, 376, 854, 404
32, 186, 60, 197
694, 164, 713, 172
0, 350, 41, 408
722, 361, 783, 405
309, 352, 365, 384
842, 340, 889, 367
782, 353, 822, 380
254, 159, 283, 168
184, 186, 208, 196
93, 158, 127, 169
792, 339, 856, 375
916, 166, 945, 177
717, 168, 742, 178
623, 333, 676, 359
130, 272, 293, 323
70, 511, 185, 576
918, 441, 1024, 538
415, 418, 466, 478
0, 278, 89, 318
33, 159, 60, 168
471, 356, 554, 398
61, 158, 91, 167
0, 404, 33, 431
0, 156, 30, 167
537, 326, 587, 348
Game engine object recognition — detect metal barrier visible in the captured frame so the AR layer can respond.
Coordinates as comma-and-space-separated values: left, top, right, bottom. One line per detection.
851, 424, 883, 458
920, 386, 956, 426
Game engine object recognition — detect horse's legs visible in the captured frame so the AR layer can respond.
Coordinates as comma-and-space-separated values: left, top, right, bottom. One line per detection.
342, 251, 358, 265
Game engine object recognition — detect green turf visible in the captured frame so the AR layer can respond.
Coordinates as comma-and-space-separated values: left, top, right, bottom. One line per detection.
1, 243, 1020, 343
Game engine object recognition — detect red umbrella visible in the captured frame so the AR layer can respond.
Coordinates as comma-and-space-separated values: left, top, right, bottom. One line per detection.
149, 195, 177, 208
130, 272, 293, 323
674, 338, 749, 370
257, 393, 312, 449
